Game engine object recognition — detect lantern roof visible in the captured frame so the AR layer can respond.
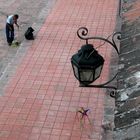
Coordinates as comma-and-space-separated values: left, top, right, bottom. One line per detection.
71, 44, 104, 69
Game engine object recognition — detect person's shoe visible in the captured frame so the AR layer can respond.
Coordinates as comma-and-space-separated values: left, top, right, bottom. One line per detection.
8, 43, 12, 46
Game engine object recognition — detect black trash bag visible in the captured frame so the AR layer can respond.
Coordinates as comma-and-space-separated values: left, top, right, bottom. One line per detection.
24, 27, 34, 40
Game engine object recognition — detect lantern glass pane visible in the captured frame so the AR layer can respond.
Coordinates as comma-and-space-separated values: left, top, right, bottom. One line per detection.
73, 64, 79, 79
80, 70, 93, 82
94, 65, 103, 79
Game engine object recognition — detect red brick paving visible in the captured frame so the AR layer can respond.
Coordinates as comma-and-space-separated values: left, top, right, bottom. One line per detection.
0, 0, 118, 140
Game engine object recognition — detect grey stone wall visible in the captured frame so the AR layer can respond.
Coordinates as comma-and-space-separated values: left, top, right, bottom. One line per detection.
114, 0, 140, 139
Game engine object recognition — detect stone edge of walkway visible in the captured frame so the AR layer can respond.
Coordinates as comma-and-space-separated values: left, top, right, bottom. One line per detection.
101, 2, 122, 139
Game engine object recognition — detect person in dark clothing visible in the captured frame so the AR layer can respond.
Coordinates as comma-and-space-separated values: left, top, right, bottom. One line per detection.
6, 14, 19, 45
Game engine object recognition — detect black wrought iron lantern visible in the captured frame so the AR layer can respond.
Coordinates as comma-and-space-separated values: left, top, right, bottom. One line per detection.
71, 27, 121, 97
71, 44, 104, 85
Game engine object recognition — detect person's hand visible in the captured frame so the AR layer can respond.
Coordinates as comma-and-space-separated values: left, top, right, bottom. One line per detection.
16, 23, 19, 29
9, 27, 13, 31
17, 24, 19, 29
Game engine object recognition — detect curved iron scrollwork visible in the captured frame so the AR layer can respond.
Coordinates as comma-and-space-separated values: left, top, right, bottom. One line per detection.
77, 27, 121, 98
77, 27, 121, 54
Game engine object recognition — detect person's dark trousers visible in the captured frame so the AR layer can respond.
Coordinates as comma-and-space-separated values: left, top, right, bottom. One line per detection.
6, 23, 14, 45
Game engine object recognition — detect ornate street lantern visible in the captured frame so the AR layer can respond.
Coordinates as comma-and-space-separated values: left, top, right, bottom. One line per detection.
71, 44, 104, 85
71, 27, 121, 97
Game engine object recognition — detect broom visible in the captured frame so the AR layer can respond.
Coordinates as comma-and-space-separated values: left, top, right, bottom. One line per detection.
12, 27, 21, 47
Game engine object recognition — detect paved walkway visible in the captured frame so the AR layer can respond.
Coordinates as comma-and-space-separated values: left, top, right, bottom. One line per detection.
0, 0, 118, 140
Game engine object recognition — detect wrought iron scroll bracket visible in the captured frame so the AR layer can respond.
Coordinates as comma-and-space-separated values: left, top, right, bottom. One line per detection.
77, 27, 121, 98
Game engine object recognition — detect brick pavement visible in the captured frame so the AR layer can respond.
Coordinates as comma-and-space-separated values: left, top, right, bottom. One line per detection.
0, 0, 118, 140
